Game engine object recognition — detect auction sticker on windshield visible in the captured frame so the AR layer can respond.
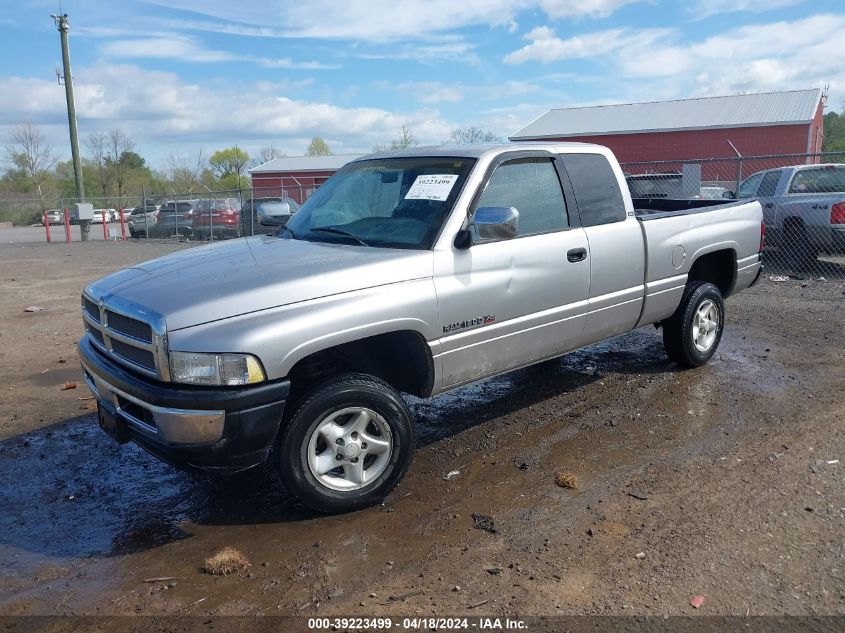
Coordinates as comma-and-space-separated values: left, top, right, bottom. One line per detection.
404, 174, 459, 201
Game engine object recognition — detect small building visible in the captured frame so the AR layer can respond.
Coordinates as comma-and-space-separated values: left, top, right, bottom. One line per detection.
249, 154, 364, 203
511, 89, 825, 180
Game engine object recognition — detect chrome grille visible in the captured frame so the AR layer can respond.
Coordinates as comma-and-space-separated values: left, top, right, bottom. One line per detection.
111, 339, 156, 372
86, 324, 105, 347
105, 310, 152, 343
81, 291, 169, 380
83, 297, 100, 322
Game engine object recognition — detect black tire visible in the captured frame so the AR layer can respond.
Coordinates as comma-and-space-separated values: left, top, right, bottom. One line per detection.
786, 223, 817, 270
129, 228, 137, 238
276, 373, 414, 513
662, 281, 725, 368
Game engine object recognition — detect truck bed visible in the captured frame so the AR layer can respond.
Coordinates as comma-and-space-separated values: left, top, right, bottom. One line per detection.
633, 197, 748, 219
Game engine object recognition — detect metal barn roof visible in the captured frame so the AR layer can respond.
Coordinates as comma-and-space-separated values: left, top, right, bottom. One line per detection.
249, 154, 365, 174
510, 89, 822, 140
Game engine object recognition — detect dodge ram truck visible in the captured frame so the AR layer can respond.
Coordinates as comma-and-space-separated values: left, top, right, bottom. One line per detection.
79, 143, 764, 513
735, 163, 845, 264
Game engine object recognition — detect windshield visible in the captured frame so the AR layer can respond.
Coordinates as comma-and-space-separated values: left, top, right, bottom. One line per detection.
285, 157, 475, 249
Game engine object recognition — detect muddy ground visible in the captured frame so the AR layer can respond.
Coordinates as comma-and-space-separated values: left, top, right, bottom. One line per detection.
0, 240, 844, 624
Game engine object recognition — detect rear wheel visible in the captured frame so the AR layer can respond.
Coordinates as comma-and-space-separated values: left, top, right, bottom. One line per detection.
662, 281, 725, 368
785, 222, 818, 269
276, 373, 414, 513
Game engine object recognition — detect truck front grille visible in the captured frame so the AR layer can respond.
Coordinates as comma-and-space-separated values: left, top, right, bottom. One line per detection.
83, 297, 100, 322
105, 310, 153, 343
110, 339, 156, 372
81, 292, 168, 380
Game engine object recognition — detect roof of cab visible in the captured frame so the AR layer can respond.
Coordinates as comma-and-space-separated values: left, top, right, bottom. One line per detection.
353, 141, 609, 162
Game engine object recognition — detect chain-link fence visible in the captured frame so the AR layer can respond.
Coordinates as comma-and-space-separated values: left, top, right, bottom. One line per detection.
0, 185, 317, 243
3, 152, 844, 281
620, 151, 845, 280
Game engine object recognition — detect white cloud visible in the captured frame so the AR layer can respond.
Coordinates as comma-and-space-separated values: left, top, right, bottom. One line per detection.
688, 0, 805, 18
0, 64, 456, 164
100, 35, 338, 69
539, 0, 643, 19
503, 14, 845, 107
504, 26, 671, 64
138, 0, 645, 42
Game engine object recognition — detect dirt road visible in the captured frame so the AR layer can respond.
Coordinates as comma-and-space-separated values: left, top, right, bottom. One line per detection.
0, 240, 843, 622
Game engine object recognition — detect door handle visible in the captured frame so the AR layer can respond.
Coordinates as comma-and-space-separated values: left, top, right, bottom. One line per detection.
567, 247, 587, 263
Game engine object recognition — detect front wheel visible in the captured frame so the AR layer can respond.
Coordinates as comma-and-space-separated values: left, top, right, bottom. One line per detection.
276, 373, 414, 513
662, 281, 725, 368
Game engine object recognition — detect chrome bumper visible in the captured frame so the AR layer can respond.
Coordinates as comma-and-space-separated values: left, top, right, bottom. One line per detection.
83, 366, 225, 446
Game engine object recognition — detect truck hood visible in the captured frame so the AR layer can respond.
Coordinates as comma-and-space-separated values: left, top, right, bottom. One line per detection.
86, 236, 434, 331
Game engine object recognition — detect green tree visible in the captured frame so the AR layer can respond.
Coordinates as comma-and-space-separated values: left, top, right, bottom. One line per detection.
209, 146, 250, 189
306, 137, 332, 156
822, 111, 845, 153
447, 126, 502, 144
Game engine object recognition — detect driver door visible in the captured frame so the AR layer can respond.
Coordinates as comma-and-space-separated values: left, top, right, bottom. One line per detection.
433, 153, 591, 390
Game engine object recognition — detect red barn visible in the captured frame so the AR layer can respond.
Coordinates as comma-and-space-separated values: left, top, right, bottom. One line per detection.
249, 154, 364, 204
510, 89, 824, 181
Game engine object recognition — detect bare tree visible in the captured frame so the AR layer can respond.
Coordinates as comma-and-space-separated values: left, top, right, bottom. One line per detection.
165, 149, 206, 192
256, 145, 285, 164
5, 123, 56, 201
106, 129, 135, 202
391, 125, 417, 149
447, 127, 502, 144
84, 130, 109, 197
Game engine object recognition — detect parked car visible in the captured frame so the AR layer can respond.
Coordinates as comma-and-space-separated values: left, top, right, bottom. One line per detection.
92, 209, 110, 224
79, 142, 763, 514
192, 198, 242, 240
127, 205, 159, 238
699, 186, 732, 200
240, 197, 300, 235
41, 209, 64, 225
626, 173, 684, 198
152, 200, 197, 238
736, 164, 845, 264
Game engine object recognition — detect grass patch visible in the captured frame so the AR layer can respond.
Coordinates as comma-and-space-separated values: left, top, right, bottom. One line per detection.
202, 547, 250, 576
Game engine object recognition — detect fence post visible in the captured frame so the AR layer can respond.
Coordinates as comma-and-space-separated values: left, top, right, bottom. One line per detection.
174, 191, 179, 241
734, 158, 743, 197
142, 186, 149, 238
64, 208, 71, 243
250, 186, 254, 236
119, 208, 126, 240
102, 208, 108, 240
44, 211, 51, 243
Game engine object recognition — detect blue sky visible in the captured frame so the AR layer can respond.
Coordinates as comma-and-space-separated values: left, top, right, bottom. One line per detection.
2, 0, 844, 167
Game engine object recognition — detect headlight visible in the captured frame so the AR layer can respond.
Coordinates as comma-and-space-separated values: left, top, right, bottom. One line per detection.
169, 352, 266, 386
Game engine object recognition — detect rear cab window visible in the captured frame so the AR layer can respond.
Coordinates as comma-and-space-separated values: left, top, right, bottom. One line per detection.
788, 166, 845, 194
560, 153, 626, 226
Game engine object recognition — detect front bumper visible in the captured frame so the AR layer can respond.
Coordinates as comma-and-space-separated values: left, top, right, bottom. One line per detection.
78, 335, 289, 473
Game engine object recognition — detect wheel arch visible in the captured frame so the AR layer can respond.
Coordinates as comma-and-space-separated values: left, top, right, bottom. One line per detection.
284, 326, 435, 398
686, 246, 737, 298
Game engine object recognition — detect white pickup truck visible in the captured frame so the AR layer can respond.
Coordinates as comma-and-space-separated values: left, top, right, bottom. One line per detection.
79, 143, 764, 513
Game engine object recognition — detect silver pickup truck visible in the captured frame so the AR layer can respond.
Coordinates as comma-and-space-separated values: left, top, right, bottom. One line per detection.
736, 163, 845, 264
79, 143, 763, 513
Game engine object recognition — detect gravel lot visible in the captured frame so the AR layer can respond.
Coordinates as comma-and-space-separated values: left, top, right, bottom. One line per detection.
0, 239, 843, 623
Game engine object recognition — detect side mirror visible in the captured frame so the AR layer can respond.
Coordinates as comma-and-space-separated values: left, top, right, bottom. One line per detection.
257, 202, 291, 226
722, 190, 735, 199
470, 206, 519, 242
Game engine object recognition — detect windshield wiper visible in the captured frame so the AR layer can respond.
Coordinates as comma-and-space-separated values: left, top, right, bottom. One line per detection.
309, 226, 370, 247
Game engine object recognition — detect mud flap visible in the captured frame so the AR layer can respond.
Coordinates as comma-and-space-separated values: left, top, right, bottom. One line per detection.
97, 401, 130, 445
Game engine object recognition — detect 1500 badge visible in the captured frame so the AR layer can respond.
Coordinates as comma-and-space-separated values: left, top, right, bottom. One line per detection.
442, 314, 496, 333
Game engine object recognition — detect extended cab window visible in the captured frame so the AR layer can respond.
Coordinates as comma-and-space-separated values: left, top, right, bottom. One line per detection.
757, 171, 782, 197
738, 172, 763, 198
561, 154, 625, 226
475, 158, 567, 236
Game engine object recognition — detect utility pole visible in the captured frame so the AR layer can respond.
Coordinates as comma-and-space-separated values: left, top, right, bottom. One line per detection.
52, 12, 89, 239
